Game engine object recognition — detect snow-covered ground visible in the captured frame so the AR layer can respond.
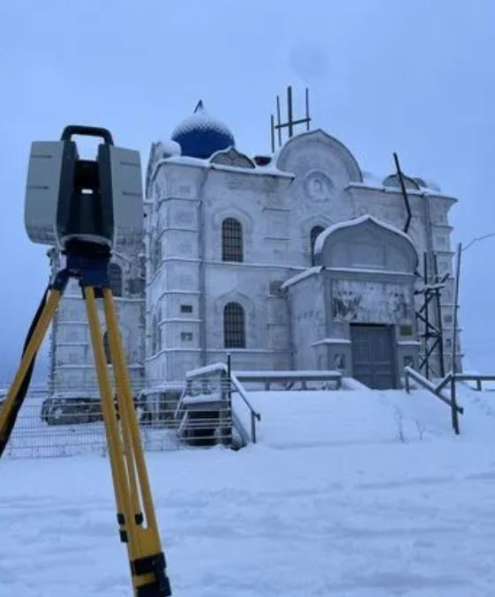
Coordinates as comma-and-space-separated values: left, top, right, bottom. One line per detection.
1, 385, 495, 596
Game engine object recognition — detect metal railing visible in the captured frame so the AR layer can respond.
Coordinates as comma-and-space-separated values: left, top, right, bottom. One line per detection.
175, 376, 233, 447
1, 383, 184, 459
234, 369, 343, 391
418, 371, 495, 397
446, 373, 495, 392
229, 373, 261, 444
182, 363, 261, 445
1, 362, 264, 457
175, 403, 233, 447
404, 367, 464, 413
404, 366, 464, 434
2, 395, 184, 459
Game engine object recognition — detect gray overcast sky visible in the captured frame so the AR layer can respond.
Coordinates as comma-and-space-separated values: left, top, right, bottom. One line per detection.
0, 0, 494, 382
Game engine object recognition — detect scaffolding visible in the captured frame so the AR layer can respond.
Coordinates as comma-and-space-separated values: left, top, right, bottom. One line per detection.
415, 252, 448, 380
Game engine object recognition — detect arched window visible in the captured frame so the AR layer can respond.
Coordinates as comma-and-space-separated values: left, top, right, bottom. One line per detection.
103, 331, 112, 364
310, 226, 325, 266
224, 302, 246, 348
109, 263, 123, 297
222, 218, 243, 262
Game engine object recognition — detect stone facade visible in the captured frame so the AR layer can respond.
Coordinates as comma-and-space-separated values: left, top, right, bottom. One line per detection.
143, 128, 458, 387
48, 120, 460, 394
285, 216, 419, 386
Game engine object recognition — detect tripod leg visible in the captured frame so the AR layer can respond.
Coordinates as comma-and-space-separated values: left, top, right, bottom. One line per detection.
84, 287, 136, 548
102, 288, 171, 597
0, 289, 62, 455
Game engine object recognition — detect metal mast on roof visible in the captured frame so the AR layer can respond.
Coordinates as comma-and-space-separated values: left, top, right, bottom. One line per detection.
393, 153, 412, 234
392, 152, 446, 380
270, 86, 312, 152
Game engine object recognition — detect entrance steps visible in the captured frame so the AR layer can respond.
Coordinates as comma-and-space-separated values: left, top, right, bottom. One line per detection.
175, 365, 495, 450
175, 366, 348, 449
237, 384, 495, 449
174, 364, 257, 449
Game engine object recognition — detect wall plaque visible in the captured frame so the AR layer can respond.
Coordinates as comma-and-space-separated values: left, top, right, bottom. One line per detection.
332, 279, 413, 324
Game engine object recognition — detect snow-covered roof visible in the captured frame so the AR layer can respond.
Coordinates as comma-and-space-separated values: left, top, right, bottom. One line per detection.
171, 100, 235, 159
314, 215, 417, 256
210, 146, 255, 169
149, 153, 294, 184
361, 170, 383, 187
275, 129, 363, 182
172, 101, 233, 140
157, 139, 181, 157
347, 173, 445, 198
418, 177, 441, 192
347, 181, 439, 197
383, 173, 421, 190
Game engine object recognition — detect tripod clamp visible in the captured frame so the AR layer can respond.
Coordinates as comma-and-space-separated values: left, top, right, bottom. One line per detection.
52, 240, 112, 294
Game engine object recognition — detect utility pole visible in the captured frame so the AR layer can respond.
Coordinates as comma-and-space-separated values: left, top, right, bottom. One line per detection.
450, 243, 462, 435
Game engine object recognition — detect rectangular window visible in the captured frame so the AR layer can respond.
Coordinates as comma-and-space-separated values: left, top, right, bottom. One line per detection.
181, 332, 193, 342
180, 304, 193, 314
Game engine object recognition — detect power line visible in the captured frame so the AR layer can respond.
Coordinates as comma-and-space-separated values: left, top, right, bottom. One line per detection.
463, 232, 495, 252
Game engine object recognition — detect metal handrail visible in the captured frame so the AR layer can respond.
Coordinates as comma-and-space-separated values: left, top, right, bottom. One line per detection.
404, 367, 464, 415
230, 373, 261, 444
434, 372, 495, 395
452, 373, 495, 392
185, 363, 228, 379
434, 373, 453, 394
234, 370, 342, 390
181, 362, 261, 444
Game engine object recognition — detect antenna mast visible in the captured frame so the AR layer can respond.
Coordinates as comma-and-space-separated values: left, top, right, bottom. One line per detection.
270, 86, 312, 152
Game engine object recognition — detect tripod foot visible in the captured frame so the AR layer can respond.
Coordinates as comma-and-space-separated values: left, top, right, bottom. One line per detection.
132, 552, 172, 597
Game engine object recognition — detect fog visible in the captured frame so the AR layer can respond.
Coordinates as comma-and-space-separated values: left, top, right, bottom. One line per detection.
0, 0, 493, 383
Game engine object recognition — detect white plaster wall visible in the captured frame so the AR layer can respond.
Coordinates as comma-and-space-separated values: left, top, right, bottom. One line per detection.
290, 275, 326, 369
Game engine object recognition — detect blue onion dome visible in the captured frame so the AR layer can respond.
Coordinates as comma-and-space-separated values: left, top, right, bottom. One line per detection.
171, 100, 235, 159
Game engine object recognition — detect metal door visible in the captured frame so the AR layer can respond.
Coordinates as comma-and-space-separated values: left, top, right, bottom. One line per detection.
350, 325, 396, 389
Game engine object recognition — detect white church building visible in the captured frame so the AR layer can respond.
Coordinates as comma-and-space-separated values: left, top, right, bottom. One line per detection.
48, 102, 459, 396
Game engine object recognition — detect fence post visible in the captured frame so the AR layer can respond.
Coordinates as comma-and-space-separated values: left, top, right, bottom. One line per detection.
226, 354, 233, 445
405, 369, 410, 394
227, 353, 232, 405
450, 243, 462, 435
251, 413, 257, 444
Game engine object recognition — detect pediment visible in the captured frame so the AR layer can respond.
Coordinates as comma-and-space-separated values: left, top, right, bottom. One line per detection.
315, 215, 418, 273
275, 129, 362, 183
210, 147, 255, 169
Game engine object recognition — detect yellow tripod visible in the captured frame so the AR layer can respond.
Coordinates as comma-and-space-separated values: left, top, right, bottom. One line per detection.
0, 248, 172, 596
